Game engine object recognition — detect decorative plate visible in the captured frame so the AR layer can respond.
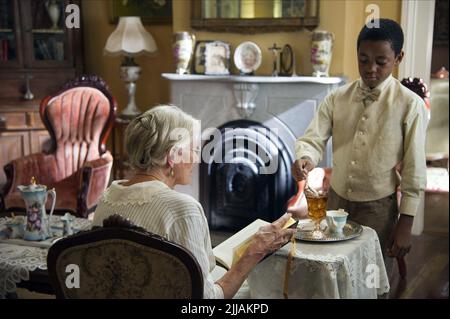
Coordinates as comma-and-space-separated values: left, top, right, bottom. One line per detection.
233, 41, 262, 74
295, 220, 363, 242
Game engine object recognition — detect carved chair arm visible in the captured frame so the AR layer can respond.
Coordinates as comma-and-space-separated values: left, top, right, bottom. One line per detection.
77, 152, 113, 217
2, 153, 58, 196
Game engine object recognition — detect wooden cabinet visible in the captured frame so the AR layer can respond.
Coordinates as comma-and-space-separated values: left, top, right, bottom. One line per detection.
0, 101, 51, 185
0, 131, 29, 185
30, 129, 51, 153
0, 0, 83, 98
0, 0, 83, 187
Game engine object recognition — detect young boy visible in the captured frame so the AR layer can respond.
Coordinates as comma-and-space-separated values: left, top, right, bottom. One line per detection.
292, 19, 428, 275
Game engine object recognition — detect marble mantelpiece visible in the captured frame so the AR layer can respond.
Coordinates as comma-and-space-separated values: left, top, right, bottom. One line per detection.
162, 73, 345, 201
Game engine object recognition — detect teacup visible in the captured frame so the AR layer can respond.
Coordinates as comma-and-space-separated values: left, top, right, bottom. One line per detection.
326, 209, 348, 234
5, 219, 25, 239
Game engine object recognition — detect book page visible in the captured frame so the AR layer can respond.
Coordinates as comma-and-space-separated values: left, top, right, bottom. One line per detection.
213, 216, 297, 269
213, 219, 269, 269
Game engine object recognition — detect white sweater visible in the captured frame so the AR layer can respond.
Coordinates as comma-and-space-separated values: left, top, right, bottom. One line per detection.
92, 180, 224, 299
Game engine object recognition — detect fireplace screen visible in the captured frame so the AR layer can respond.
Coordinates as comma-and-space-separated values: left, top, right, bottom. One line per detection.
201, 120, 295, 231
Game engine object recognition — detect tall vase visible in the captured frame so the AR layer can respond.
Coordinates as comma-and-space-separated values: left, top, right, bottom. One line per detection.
46, 0, 60, 29
173, 32, 196, 75
311, 31, 334, 77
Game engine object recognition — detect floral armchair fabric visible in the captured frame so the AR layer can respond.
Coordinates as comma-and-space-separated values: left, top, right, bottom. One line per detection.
1, 75, 116, 218
47, 214, 204, 299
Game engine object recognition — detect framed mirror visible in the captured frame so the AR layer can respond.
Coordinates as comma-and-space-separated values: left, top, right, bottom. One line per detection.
191, 0, 319, 33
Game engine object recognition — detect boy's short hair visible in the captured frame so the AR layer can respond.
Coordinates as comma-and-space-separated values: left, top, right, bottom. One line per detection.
357, 18, 404, 56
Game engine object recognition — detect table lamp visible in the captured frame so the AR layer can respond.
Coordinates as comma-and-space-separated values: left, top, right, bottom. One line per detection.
104, 16, 158, 118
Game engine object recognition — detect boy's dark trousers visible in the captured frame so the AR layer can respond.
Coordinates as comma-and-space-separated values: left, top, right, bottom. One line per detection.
327, 188, 399, 278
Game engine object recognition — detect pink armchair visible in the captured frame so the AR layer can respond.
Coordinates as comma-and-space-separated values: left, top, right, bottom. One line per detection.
1, 75, 117, 218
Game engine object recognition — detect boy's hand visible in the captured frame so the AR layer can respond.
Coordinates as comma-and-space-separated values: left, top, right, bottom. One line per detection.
292, 157, 315, 181
387, 214, 414, 258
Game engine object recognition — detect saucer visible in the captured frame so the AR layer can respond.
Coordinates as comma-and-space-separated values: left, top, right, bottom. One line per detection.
295, 220, 363, 242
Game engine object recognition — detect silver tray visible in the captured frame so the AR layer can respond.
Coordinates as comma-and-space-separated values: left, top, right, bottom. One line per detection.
295, 220, 363, 242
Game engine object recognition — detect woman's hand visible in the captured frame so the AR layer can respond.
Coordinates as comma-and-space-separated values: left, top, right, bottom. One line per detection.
292, 157, 315, 181
245, 213, 297, 261
216, 213, 297, 298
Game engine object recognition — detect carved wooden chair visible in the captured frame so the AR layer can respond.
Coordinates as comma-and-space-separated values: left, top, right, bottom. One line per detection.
1, 75, 116, 218
47, 214, 204, 299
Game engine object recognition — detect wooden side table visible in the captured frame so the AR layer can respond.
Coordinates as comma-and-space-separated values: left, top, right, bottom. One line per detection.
111, 117, 132, 180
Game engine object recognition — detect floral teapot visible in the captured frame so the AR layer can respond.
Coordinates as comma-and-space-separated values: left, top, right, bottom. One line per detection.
17, 177, 56, 241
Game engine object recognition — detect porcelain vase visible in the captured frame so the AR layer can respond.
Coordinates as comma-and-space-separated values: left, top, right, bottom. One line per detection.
46, 0, 60, 29
173, 32, 196, 75
311, 31, 334, 77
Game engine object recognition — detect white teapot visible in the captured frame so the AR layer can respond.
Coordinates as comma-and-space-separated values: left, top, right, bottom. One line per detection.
17, 177, 56, 241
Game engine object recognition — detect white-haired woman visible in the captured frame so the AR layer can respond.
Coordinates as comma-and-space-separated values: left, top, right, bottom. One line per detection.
92, 105, 296, 299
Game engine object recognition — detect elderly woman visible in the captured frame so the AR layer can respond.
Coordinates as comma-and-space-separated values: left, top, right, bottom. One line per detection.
92, 105, 295, 299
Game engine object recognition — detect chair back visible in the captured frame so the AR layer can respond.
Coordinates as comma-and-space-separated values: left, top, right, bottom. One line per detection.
40, 75, 116, 180
47, 214, 204, 299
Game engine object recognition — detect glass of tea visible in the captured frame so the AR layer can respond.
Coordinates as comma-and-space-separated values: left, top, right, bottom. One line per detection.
305, 190, 328, 239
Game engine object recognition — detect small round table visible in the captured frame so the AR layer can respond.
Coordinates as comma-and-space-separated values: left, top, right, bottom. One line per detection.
247, 226, 390, 299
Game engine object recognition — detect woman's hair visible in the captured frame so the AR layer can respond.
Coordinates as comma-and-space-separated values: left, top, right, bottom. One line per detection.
357, 18, 404, 56
124, 105, 198, 171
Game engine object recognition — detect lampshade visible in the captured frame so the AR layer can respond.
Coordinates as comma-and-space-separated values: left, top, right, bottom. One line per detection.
104, 17, 158, 56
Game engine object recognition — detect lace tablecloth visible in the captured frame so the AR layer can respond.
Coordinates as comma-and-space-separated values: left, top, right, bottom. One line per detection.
247, 226, 390, 299
0, 216, 91, 298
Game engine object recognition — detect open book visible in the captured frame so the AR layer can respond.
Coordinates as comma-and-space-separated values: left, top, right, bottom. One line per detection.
213, 217, 298, 270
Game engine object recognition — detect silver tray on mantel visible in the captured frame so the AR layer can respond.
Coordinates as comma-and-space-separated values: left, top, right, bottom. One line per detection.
295, 220, 363, 243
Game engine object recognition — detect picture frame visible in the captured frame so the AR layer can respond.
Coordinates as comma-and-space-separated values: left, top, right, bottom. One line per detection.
280, 44, 296, 76
194, 41, 230, 75
193, 41, 212, 74
109, 0, 172, 25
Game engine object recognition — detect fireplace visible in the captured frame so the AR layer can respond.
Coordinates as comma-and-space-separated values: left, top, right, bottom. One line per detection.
163, 73, 344, 230
200, 119, 295, 230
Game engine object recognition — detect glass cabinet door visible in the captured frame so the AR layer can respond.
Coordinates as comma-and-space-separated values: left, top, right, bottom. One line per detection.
0, 0, 22, 68
20, 0, 73, 68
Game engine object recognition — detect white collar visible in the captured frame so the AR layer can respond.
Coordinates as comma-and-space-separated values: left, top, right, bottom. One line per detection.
101, 180, 170, 206
358, 74, 394, 92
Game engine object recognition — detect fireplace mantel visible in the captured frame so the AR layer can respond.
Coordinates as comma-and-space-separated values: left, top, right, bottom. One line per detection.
162, 73, 344, 84
163, 73, 345, 203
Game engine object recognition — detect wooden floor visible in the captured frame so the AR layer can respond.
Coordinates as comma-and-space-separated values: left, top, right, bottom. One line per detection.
210, 230, 449, 299
388, 232, 449, 299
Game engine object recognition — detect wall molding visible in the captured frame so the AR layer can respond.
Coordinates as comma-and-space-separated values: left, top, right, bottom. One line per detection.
399, 0, 436, 85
